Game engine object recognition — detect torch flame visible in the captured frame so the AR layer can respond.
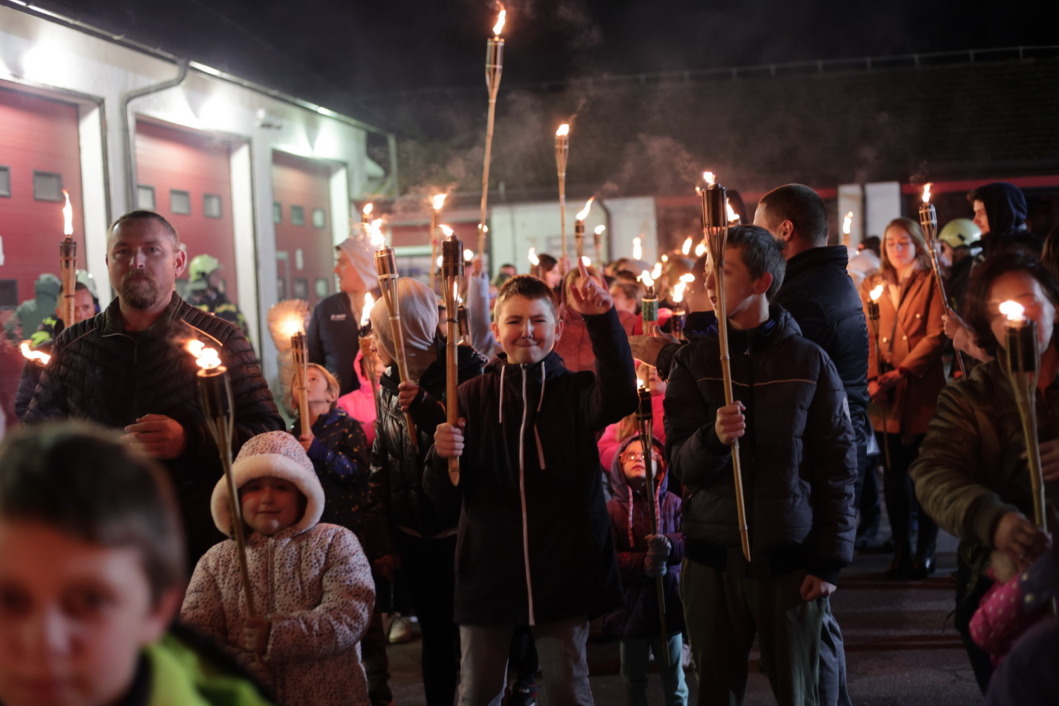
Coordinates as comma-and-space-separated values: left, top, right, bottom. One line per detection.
19, 341, 50, 365
632, 237, 642, 260
575, 197, 595, 222
528, 247, 539, 266
278, 316, 305, 339
439, 224, 454, 238
436, 255, 444, 268
726, 199, 740, 224
695, 241, 707, 257
594, 225, 606, 235
580, 256, 591, 267
651, 262, 663, 280
431, 193, 447, 212
922, 183, 933, 204
682, 236, 693, 255
556, 123, 569, 138
464, 248, 474, 262
999, 300, 1026, 322
493, 6, 506, 36
185, 340, 222, 371
362, 202, 374, 219
672, 281, 687, 303
368, 218, 386, 248
62, 190, 73, 236
361, 293, 375, 327
703, 171, 716, 186
869, 284, 884, 302
843, 211, 853, 235
639, 270, 655, 289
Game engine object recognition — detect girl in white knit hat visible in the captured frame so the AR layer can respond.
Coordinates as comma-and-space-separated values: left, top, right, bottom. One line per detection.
181, 430, 375, 706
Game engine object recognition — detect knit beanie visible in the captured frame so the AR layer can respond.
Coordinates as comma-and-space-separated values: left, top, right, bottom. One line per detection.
211, 430, 324, 536
336, 223, 378, 292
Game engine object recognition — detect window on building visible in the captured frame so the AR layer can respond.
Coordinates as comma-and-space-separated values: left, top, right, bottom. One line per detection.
273, 202, 283, 224
0, 167, 10, 197
33, 172, 63, 202
312, 208, 326, 229
315, 278, 330, 298
277, 277, 287, 300
204, 194, 222, 219
293, 278, 308, 299
137, 185, 155, 210
0, 280, 17, 307
170, 190, 191, 215
290, 205, 305, 226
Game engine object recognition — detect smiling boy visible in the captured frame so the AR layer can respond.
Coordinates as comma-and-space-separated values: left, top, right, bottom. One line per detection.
665, 225, 857, 705
428, 273, 637, 705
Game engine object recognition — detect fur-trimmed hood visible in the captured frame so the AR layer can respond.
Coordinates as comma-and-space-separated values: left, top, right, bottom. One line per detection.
211, 430, 324, 536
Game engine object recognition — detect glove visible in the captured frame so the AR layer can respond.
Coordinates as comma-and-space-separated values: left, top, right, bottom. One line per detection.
644, 534, 672, 578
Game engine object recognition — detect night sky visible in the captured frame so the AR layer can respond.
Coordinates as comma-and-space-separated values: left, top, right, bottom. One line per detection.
33, 0, 1056, 100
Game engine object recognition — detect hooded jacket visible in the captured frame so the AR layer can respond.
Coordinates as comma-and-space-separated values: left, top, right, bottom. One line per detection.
424, 307, 637, 625
665, 306, 857, 584
602, 436, 685, 639
974, 182, 1042, 258
181, 431, 374, 706
366, 337, 486, 556
307, 292, 362, 396
23, 293, 283, 563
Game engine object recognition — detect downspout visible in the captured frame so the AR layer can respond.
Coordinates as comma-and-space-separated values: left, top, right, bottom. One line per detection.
386, 132, 399, 198
120, 59, 189, 208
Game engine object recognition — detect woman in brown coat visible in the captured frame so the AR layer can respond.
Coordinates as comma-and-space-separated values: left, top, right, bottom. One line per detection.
861, 217, 947, 578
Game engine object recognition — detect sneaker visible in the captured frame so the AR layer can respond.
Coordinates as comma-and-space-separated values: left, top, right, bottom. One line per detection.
387, 614, 416, 644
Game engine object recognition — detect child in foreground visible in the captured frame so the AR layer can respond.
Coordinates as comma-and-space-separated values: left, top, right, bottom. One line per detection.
665, 225, 857, 705
0, 421, 275, 706
428, 271, 638, 704
181, 430, 375, 706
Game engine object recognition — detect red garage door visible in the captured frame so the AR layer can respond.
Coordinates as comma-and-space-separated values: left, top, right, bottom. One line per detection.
135, 120, 238, 302
0, 87, 85, 310
272, 151, 334, 307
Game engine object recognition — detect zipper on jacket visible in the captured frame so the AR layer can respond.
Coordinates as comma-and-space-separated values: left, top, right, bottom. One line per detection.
517, 365, 536, 625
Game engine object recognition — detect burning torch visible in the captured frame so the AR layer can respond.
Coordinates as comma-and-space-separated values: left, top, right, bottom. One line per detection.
671, 273, 694, 341
290, 329, 311, 439
1001, 300, 1047, 530
186, 340, 257, 617
640, 271, 658, 335
593, 225, 606, 266
574, 197, 594, 263
699, 171, 751, 563
842, 211, 854, 251
374, 246, 418, 449
555, 123, 570, 271
479, 5, 506, 257
442, 228, 465, 485
867, 284, 892, 472
59, 191, 77, 328
919, 183, 967, 376
528, 247, 540, 279
637, 380, 670, 666
358, 293, 381, 423
429, 193, 447, 292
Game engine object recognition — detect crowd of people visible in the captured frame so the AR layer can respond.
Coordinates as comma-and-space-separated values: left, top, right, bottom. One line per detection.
1, 179, 1058, 706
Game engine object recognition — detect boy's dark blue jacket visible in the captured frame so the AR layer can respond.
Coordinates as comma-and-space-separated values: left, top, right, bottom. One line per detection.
603, 435, 686, 639
665, 306, 857, 584
424, 307, 637, 626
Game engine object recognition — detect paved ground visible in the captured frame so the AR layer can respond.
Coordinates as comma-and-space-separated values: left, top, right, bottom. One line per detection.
385, 530, 983, 705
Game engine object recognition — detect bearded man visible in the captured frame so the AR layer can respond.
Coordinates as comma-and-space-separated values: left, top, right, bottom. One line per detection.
24, 210, 283, 564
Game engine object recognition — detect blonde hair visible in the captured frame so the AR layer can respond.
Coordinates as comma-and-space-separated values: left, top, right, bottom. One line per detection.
290, 363, 339, 410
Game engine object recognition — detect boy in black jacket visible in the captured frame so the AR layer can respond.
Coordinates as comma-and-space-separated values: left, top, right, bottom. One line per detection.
429, 272, 637, 704
665, 226, 857, 706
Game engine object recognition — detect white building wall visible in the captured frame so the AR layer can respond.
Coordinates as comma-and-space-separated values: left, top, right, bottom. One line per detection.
0, 4, 384, 379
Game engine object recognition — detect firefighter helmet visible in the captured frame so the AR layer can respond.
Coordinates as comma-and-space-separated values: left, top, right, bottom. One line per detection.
938, 219, 982, 250
189, 254, 222, 282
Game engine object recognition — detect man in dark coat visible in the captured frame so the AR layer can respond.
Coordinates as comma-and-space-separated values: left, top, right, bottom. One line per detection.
755, 184, 869, 706
24, 210, 283, 565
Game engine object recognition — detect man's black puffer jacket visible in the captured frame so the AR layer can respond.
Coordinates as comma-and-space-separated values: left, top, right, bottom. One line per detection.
24, 293, 284, 563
